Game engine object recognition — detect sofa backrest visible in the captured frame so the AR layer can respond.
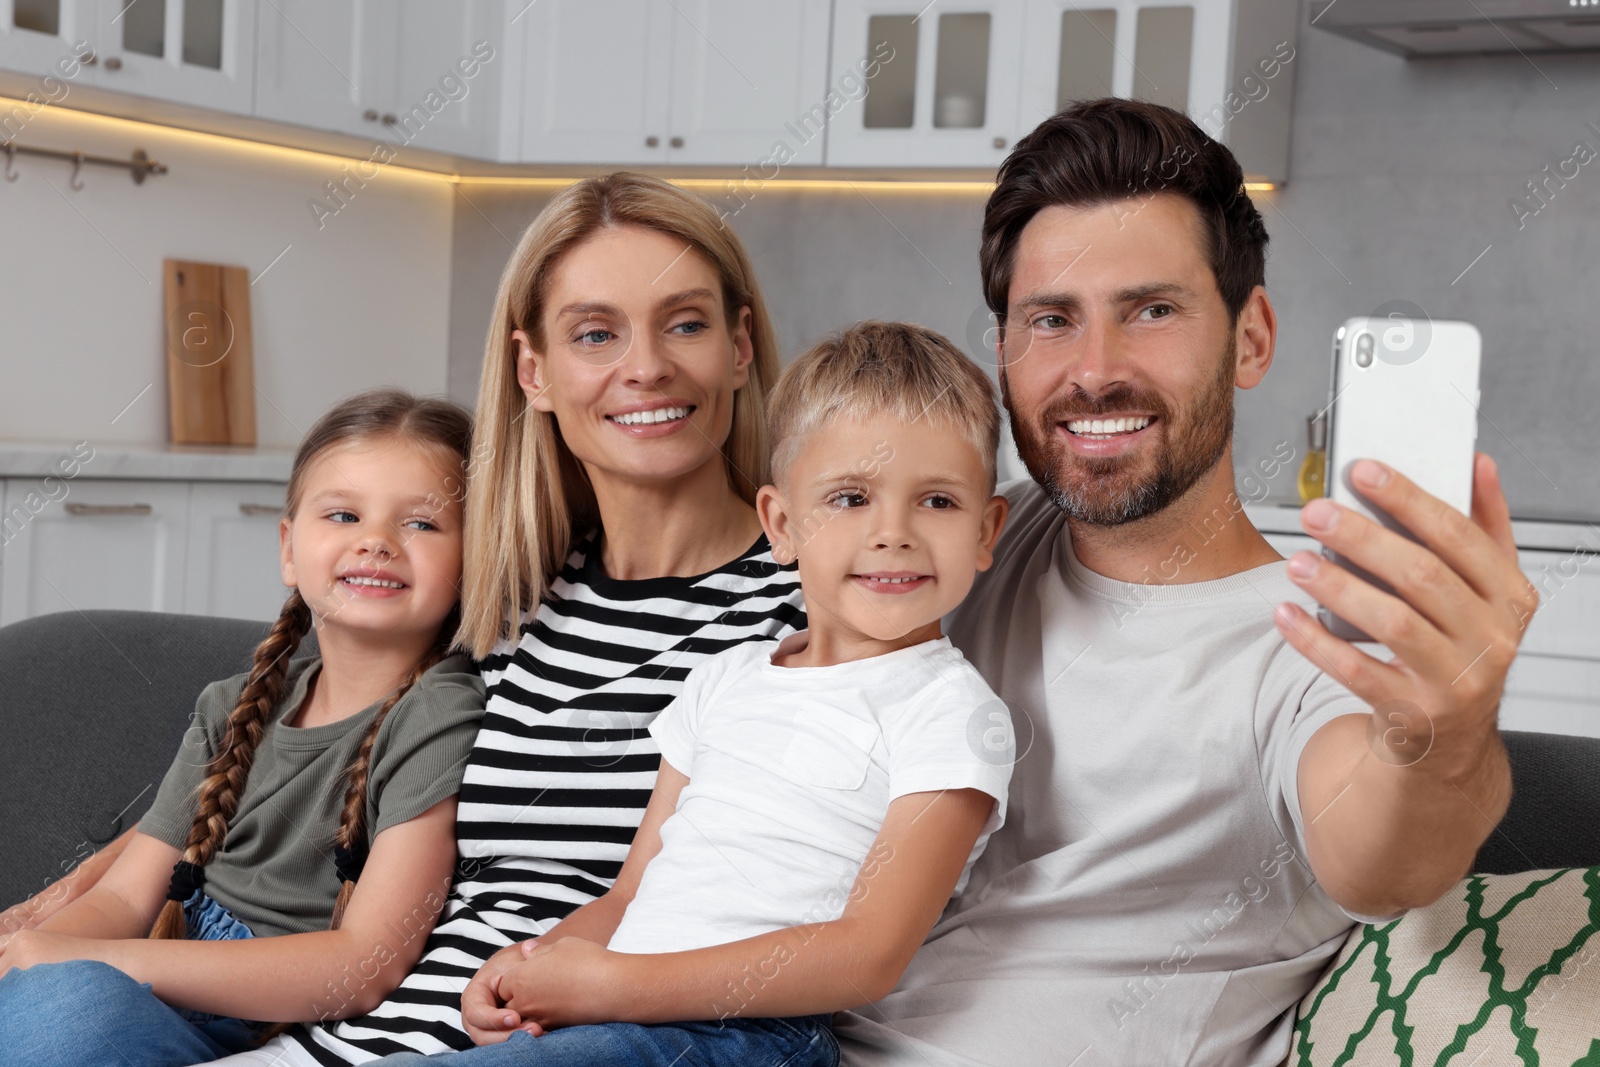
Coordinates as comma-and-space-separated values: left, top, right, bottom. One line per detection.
0, 609, 307, 911
2, 610, 1597, 914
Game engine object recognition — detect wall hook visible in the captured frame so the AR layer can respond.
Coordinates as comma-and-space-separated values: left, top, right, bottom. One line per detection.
69, 151, 85, 190
3, 144, 16, 183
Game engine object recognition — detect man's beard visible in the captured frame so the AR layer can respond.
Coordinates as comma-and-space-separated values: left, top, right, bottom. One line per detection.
1007, 339, 1236, 527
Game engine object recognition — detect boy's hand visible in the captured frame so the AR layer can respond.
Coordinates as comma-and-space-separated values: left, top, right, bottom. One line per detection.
461, 939, 546, 1045
501, 937, 624, 1031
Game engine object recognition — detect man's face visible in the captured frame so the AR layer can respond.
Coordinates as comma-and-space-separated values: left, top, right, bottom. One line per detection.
999, 194, 1240, 526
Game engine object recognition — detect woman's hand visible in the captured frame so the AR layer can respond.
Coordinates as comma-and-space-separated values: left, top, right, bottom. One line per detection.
460, 939, 548, 1045
500, 937, 627, 1032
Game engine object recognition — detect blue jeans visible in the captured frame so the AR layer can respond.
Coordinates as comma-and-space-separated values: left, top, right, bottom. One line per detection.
373, 1014, 838, 1067
0, 892, 267, 1067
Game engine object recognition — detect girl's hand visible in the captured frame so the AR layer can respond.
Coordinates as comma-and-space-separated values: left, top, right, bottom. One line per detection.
501, 937, 626, 1031
0, 929, 106, 980
461, 939, 546, 1045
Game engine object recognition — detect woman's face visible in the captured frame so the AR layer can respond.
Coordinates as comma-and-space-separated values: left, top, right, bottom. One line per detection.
514, 225, 754, 492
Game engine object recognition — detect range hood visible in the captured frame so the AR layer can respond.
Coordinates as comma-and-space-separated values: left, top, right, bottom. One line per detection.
1310, 0, 1600, 57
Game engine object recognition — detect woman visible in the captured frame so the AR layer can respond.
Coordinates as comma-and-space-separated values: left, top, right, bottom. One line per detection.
194, 173, 805, 1062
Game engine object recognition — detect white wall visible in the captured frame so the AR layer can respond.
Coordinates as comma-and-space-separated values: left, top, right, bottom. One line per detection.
0, 99, 454, 448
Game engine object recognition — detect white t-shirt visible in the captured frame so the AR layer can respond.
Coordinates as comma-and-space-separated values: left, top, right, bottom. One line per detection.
608, 631, 1013, 956
834, 480, 1370, 1067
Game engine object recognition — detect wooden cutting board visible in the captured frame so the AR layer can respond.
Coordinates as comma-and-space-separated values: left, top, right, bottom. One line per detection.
163, 258, 256, 446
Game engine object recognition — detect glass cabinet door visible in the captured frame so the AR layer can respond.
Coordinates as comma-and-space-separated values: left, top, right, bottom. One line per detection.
829, 0, 1024, 168
0, 0, 96, 77
1019, 1, 1233, 148
87, 0, 256, 114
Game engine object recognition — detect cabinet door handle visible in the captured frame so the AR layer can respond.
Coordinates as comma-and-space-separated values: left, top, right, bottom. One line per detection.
363, 109, 380, 122
65, 503, 152, 516
81, 50, 97, 65
992, 136, 1007, 149
382, 113, 398, 125
645, 135, 660, 148
238, 503, 280, 516
104, 56, 123, 71
670, 136, 684, 149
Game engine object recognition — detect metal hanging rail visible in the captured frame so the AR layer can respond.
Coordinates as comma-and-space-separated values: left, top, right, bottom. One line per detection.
1, 142, 169, 188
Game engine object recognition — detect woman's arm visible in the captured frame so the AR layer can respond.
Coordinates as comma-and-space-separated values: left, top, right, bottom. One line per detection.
0, 797, 460, 1022
498, 787, 995, 1029
459, 761, 690, 1044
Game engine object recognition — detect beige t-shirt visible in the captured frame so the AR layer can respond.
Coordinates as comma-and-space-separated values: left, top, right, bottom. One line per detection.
835, 479, 1369, 1067
140, 654, 484, 938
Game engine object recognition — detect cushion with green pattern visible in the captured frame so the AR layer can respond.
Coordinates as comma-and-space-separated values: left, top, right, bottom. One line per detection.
1288, 866, 1600, 1066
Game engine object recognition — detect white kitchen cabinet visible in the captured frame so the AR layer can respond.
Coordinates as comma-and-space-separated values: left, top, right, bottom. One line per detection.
827, 0, 1025, 168
1, 0, 255, 112
255, 0, 507, 157
183, 480, 288, 622
664, 0, 831, 167
831, 0, 1297, 181
0, 478, 190, 625
85, 0, 257, 113
385, 0, 505, 158
1015, 0, 1298, 184
516, 0, 830, 167
516, 0, 670, 164
0, 0, 94, 73
253, 0, 377, 140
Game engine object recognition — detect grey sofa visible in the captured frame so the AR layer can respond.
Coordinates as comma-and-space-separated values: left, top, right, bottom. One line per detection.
2, 609, 1598, 911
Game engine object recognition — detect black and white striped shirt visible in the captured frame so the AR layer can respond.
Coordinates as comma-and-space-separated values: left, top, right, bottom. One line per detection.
287, 532, 803, 1062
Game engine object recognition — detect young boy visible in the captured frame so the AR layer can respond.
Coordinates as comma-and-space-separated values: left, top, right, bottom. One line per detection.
396, 322, 1015, 1066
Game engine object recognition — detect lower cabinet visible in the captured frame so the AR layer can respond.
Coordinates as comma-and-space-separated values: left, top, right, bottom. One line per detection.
0, 477, 288, 625
183, 481, 291, 622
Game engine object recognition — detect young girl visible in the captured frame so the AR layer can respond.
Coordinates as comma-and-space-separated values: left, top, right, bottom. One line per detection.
0, 390, 486, 1067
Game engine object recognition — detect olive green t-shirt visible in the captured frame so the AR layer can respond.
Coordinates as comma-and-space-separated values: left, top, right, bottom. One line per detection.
140, 654, 485, 938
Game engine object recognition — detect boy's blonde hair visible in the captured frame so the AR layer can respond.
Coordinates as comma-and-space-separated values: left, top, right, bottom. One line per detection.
768, 321, 1000, 491
458, 173, 780, 659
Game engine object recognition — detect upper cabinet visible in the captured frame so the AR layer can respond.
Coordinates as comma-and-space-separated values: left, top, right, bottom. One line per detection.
515, 0, 673, 164
827, 0, 1025, 168
515, 0, 831, 167
0, 0, 256, 113
832, 0, 1298, 182
1, 0, 1297, 179
255, 0, 507, 159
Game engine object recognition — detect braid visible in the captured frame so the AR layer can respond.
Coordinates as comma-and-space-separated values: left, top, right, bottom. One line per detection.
327, 635, 452, 930
150, 591, 313, 940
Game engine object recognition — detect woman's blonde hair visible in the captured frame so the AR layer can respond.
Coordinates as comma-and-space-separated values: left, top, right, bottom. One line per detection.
458, 172, 780, 658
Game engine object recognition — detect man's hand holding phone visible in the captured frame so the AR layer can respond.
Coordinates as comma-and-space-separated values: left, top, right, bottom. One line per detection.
1274, 453, 1537, 916
1276, 452, 1536, 756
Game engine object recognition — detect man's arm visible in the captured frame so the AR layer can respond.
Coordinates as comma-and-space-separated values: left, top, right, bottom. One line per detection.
0, 825, 136, 942
1278, 454, 1528, 917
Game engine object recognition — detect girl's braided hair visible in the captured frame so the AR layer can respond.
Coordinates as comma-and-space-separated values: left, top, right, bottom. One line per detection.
149, 389, 471, 943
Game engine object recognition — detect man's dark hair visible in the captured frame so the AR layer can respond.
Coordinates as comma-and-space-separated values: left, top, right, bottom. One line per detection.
980, 98, 1269, 323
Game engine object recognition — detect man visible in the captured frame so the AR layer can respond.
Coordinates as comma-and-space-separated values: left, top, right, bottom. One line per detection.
833, 98, 1532, 1066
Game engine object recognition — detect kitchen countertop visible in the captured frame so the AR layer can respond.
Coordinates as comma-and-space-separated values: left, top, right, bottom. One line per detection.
0, 440, 295, 482
1247, 502, 1599, 555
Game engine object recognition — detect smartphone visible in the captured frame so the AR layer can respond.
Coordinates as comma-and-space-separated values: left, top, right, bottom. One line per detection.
1319, 316, 1482, 642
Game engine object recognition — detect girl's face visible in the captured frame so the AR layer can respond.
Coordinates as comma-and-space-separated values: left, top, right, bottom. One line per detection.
279, 437, 464, 645
513, 225, 754, 492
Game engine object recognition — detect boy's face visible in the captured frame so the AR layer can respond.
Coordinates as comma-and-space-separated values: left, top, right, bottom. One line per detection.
758, 415, 1008, 655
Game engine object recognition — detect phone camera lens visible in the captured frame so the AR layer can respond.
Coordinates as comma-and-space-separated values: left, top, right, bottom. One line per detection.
1354, 333, 1375, 368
